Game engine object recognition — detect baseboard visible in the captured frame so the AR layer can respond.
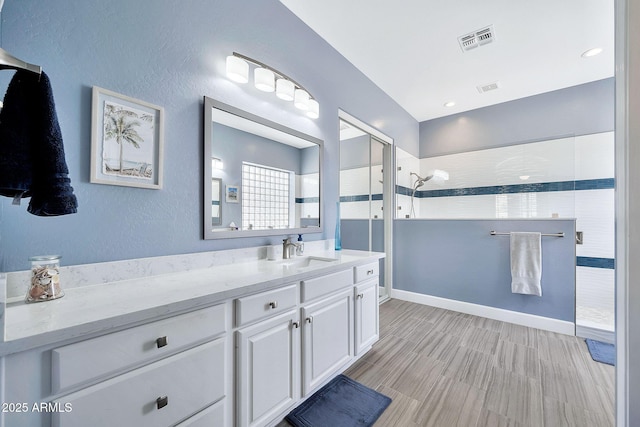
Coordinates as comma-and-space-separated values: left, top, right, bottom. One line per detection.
390, 289, 575, 336
576, 324, 615, 344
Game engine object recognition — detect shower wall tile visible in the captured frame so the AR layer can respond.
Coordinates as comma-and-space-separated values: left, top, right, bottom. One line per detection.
396, 147, 421, 188
340, 167, 370, 198
419, 136, 576, 190
576, 266, 615, 331
575, 189, 615, 259
418, 192, 576, 219
574, 132, 615, 180
397, 194, 417, 218
340, 200, 370, 219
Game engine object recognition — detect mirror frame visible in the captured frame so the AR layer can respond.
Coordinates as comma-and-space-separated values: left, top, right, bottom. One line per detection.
203, 96, 323, 239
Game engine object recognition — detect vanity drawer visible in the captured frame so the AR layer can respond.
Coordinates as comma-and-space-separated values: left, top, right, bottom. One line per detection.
53, 339, 226, 427
176, 399, 225, 426
354, 262, 379, 283
52, 304, 226, 393
301, 269, 353, 302
235, 284, 297, 327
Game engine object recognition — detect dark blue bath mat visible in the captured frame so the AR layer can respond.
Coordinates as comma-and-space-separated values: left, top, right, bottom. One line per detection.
585, 339, 615, 366
285, 374, 391, 427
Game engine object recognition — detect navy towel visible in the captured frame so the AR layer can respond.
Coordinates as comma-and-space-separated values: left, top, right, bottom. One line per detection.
0, 70, 77, 216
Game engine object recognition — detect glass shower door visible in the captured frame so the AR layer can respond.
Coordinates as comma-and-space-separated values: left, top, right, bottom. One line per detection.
339, 119, 389, 301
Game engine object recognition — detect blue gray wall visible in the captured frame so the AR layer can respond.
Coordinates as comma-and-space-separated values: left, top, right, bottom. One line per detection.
394, 219, 576, 321
0, 0, 418, 272
419, 78, 614, 157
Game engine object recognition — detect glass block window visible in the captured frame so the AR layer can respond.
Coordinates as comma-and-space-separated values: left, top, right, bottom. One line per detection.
242, 162, 292, 230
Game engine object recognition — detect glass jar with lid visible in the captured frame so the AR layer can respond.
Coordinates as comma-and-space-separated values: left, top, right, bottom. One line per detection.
26, 255, 64, 303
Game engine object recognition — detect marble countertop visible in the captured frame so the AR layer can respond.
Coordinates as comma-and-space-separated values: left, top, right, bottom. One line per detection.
1, 249, 383, 356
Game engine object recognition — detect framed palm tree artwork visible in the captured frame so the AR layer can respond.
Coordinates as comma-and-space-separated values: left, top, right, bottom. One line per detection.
90, 86, 164, 189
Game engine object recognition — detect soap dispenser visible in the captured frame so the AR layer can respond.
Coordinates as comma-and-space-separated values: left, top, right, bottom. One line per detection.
296, 234, 304, 256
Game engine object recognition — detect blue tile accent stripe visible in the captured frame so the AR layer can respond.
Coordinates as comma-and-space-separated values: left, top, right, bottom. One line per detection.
296, 197, 319, 203
577, 256, 615, 269
339, 194, 383, 203
396, 178, 614, 199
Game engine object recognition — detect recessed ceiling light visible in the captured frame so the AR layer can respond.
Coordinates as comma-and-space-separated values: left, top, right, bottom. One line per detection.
519, 175, 530, 181
444, 101, 456, 107
581, 48, 603, 58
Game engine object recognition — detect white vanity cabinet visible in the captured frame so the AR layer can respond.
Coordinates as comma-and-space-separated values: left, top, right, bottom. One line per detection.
1, 251, 383, 427
236, 266, 361, 427
235, 285, 300, 427
300, 270, 354, 396
236, 310, 300, 427
2, 304, 230, 427
355, 278, 379, 355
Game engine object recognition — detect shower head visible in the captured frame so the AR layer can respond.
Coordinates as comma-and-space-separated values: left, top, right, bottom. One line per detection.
411, 172, 432, 185
411, 170, 449, 186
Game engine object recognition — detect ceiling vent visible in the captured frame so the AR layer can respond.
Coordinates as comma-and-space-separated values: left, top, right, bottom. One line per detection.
458, 25, 495, 51
477, 81, 500, 94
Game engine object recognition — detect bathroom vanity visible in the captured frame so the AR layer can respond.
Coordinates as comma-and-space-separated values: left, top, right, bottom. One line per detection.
0, 247, 382, 427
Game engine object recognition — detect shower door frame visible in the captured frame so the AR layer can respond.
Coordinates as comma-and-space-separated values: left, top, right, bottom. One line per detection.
338, 110, 394, 302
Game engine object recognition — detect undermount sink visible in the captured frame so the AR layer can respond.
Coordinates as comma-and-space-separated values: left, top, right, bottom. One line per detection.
280, 256, 339, 269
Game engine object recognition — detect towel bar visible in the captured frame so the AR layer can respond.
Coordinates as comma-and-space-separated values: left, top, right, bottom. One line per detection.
490, 231, 565, 237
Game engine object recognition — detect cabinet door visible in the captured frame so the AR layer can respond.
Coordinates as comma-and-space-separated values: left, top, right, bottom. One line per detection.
355, 278, 380, 355
302, 289, 354, 395
236, 310, 300, 427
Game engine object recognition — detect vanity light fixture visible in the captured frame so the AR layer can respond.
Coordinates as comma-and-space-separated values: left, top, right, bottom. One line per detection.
225, 52, 319, 119
226, 55, 249, 83
211, 157, 224, 170
294, 88, 310, 111
276, 78, 295, 101
306, 99, 320, 119
254, 68, 275, 92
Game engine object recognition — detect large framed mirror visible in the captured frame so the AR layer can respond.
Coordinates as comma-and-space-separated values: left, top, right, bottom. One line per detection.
203, 97, 323, 239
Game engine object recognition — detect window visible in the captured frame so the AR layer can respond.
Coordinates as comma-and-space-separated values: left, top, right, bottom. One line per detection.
242, 162, 292, 230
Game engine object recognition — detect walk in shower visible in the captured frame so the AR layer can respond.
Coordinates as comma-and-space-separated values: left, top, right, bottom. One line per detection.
396, 132, 616, 339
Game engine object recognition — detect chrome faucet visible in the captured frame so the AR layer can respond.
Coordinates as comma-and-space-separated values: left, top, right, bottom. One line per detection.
282, 237, 298, 259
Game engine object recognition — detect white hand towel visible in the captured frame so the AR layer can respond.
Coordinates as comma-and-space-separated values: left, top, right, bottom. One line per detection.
510, 232, 542, 296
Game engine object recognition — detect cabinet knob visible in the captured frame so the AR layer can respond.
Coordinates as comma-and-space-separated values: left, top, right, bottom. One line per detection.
306, 316, 313, 324
367, 269, 374, 275
156, 336, 168, 348
156, 396, 168, 410
357, 293, 364, 299
268, 301, 278, 309
292, 321, 300, 329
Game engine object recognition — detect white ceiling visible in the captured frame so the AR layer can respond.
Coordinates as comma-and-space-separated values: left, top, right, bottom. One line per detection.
280, 0, 615, 122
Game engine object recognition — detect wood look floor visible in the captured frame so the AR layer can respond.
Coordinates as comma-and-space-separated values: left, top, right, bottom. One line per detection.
279, 299, 615, 427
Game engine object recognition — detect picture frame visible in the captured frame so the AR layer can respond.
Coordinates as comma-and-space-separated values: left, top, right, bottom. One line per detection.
90, 86, 164, 189
226, 184, 239, 203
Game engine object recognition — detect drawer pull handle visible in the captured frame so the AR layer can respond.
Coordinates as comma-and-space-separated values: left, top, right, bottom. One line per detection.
357, 293, 364, 299
367, 269, 374, 275
268, 301, 278, 309
292, 321, 300, 329
306, 316, 313, 324
156, 396, 168, 410
156, 336, 168, 348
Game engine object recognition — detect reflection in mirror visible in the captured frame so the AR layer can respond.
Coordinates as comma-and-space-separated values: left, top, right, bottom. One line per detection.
203, 97, 323, 239
211, 177, 222, 226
